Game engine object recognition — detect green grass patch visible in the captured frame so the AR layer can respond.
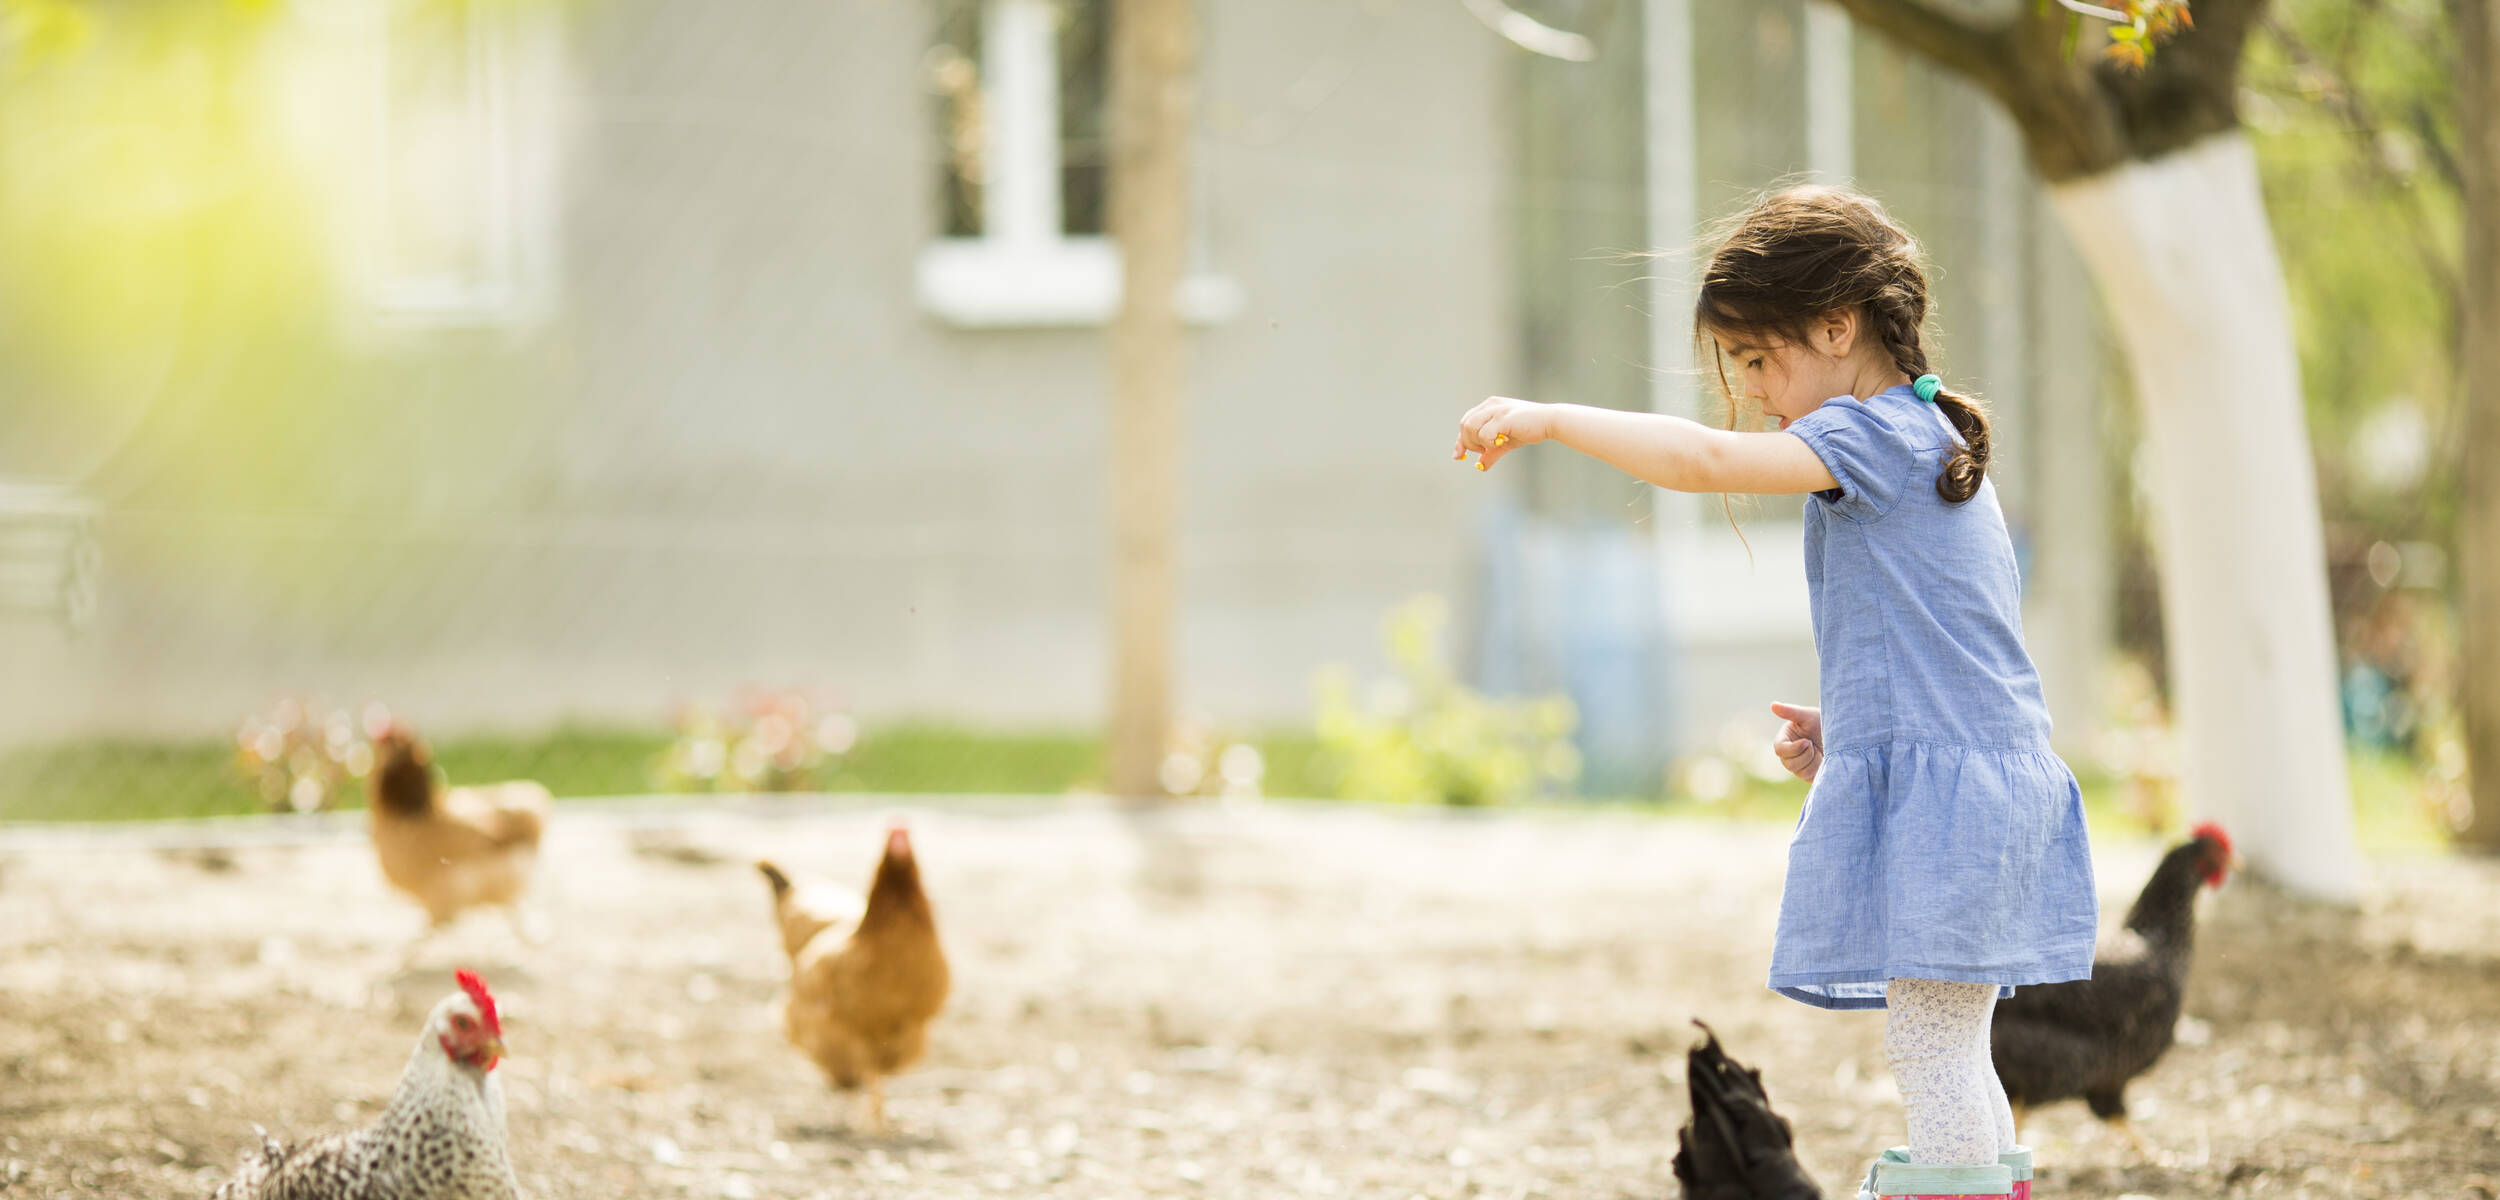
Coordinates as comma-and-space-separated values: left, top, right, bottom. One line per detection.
430, 728, 678, 800
813, 724, 1330, 798
0, 725, 1337, 823
818, 725, 1101, 795
2344, 745, 2460, 854
0, 726, 2463, 853
0, 738, 244, 823
0, 728, 684, 824
1249, 733, 1331, 800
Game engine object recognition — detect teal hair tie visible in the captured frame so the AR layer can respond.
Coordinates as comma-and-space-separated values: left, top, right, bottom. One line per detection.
1912, 374, 1942, 403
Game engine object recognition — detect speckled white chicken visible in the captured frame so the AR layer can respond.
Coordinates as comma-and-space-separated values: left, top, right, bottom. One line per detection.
210, 970, 522, 1200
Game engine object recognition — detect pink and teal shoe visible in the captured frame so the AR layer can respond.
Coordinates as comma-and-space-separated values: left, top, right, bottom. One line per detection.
2000, 1147, 2032, 1199
1864, 1146, 2032, 1200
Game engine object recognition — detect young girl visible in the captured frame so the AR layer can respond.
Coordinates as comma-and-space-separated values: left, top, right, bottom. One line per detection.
1453, 186, 2097, 1200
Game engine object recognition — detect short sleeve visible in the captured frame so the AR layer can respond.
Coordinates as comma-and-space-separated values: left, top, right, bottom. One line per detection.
1785, 396, 1929, 522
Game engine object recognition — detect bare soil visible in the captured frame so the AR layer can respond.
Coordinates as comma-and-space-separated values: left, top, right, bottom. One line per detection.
2, 802, 2496, 1199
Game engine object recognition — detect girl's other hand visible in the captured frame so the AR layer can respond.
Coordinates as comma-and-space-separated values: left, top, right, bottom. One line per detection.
1454, 396, 1554, 470
1769, 701, 1823, 783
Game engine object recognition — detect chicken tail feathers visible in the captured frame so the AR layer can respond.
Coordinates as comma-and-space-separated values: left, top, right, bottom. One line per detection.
1672, 1021, 1824, 1200
210, 1126, 287, 1199
758, 860, 793, 897
494, 796, 549, 847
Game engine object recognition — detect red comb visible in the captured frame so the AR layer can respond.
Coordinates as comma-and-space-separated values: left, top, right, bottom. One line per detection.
455, 969, 500, 1035
2189, 821, 2232, 856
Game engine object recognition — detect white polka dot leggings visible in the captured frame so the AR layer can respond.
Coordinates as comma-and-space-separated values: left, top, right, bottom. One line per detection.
1885, 977, 2019, 1165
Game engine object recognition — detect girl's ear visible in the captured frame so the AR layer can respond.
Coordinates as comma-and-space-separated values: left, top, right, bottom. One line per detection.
1818, 307, 1858, 357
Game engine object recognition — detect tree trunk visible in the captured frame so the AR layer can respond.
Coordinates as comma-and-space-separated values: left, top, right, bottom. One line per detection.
1105, 0, 1192, 800
1826, 0, 2362, 899
1823, 0, 2263, 184
2459, 0, 2500, 850
2047, 133, 2362, 899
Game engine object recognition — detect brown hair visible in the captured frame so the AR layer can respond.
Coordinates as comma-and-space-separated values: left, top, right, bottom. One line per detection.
1694, 185, 1990, 503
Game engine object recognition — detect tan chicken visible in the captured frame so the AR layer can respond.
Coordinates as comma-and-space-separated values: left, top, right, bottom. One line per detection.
757, 825, 949, 1132
368, 726, 550, 945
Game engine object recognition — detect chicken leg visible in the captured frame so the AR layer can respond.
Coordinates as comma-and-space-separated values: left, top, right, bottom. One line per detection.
862, 1076, 890, 1135
504, 904, 548, 946
397, 920, 443, 973
2104, 1114, 2154, 1161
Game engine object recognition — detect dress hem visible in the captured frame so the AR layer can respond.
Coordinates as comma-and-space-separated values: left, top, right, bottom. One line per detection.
1817, 736, 2061, 756
1766, 958, 2096, 1012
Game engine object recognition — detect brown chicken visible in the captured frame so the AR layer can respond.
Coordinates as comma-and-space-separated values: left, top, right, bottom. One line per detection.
757, 825, 949, 1132
1992, 823, 2235, 1154
368, 726, 550, 942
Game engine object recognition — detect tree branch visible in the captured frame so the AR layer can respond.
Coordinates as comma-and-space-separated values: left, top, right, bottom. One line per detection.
2259, 12, 2462, 301
1459, 0, 1598, 62
1822, 0, 2136, 177
1820, 0, 2021, 97
2415, 100, 2465, 193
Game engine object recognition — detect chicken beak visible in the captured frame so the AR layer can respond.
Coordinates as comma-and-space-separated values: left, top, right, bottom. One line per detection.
481, 1036, 507, 1068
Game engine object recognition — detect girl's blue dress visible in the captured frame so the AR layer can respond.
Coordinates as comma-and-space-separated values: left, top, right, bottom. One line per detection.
1771, 384, 2100, 1010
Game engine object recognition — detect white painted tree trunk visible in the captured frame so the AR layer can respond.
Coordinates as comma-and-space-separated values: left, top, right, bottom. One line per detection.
2047, 133, 2362, 901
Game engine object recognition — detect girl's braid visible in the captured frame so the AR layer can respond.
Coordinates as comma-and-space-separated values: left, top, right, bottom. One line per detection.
1872, 281, 1988, 502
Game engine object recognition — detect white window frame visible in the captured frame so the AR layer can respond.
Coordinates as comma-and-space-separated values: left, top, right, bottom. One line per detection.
915, 0, 1239, 329
353, 0, 561, 330
0, 481, 99, 635
1645, 0, 1849, 643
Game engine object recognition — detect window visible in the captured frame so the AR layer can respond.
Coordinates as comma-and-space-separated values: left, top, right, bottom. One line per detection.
0, 481, 98, 635
357, 0, 562, 326
917, 0, 1237, 328
1651, 0, 1852, 641
930, 0, 1106, 241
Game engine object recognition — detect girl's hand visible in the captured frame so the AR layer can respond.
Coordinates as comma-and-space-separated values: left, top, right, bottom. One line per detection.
1769, 701, 1823, 783
1454, 396, 1556, 470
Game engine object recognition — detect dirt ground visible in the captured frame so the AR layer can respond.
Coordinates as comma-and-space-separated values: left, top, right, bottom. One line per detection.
3, 801, 2496, 1200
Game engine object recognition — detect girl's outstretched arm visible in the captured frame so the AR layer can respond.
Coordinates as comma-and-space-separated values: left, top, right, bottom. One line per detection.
1455, 396, 1837, 496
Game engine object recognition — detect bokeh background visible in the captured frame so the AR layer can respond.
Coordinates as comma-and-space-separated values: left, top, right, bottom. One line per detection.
0, 0, 2477, 845
2, 1, 2496, 1195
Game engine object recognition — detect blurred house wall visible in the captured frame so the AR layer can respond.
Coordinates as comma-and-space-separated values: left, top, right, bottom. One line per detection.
0, 0, 1512, 742
0, 0, 2109, 780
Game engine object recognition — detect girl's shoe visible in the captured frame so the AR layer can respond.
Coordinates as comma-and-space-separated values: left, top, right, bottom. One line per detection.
1870, 1147, 2031, 1200
1999, 1146, 2033, 1200
1856, 1156, 2013, 1199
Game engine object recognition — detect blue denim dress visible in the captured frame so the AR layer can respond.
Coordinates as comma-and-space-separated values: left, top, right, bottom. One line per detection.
1770, 385, 2100, 1010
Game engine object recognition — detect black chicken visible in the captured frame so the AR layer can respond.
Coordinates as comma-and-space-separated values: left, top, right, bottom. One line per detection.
1991, 823, 2234, 1154
1673, 1022, 1824, 1200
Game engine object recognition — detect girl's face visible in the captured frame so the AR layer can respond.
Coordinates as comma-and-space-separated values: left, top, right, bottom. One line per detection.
1712, 334, 1859, 431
